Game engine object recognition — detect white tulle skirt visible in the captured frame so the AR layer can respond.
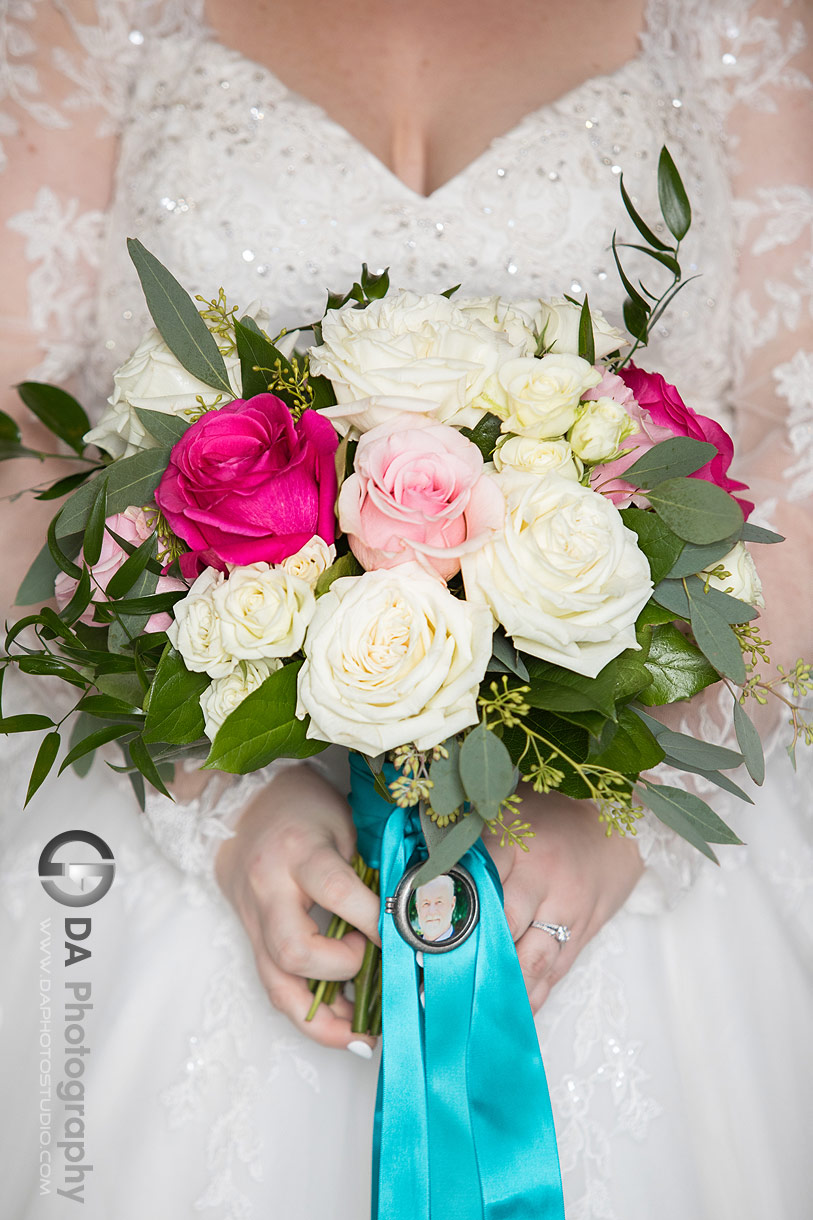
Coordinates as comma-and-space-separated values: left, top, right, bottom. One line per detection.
1, 713, 811, 1220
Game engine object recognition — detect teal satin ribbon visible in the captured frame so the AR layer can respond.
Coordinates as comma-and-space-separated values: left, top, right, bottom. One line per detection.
349, 754, 565, 1220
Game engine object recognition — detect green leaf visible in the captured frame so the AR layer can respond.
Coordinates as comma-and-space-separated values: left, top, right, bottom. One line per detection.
588, 706, 664, 772
16, 382, 90, 455
428, 738, 466, 817
15, 655, 87, 687
488, 630, 530, 681
233, 316, 296, 401
459, 412, 503, 461
98, 589, 183, 617
648, 477, 744, 544
143, 648, 209, 745
615, 242, 681, 276
636, 601, 679, 630
637, 622, 719, 705
76, 693, 144, 720
58, 566, 92, 625
314, 551, 364, 596
47, 511, 82, 579
458, 722, 516, 817
672, 762, 754, 804
128, 734, 172, 798
83, 481, 108, 567
665, 535, 742, 579
733, 700, 765, 785
623, 297, 649, 344
15, 541, 62, 605
689, 597, 746, 684
657, 147, 692, 242
133, 407, 190, 447
127, 238, 231, 393
619, 174, 671, 251
577, 295, 596, 364
640, 780, 741, 849
621, 437, 717, 488
740, 522, 783, 545
0, 440, 47, 461
36, 471, 99, 502
25, 731, 61, 805
411, 811, 487, 887
609, 650, 654, 702
612, 232, 651, 315
203, 662, 327, 772
105, 532, 159, 601
683, 576, 758, 625
0, 713, 57, 734
56, 447, 172, 538
524, 658, 617, 719
309, 373, 336, 412
620, 506, 684, 583
654, 727, 743, 772
0, 409, 21, 443
95, 671, 146, 706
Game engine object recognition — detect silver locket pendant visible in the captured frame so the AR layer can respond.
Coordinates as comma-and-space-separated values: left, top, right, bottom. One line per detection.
386, 861, 479, 954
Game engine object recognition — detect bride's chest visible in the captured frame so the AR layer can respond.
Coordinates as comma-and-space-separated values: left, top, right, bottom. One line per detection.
96, 35, 736, 415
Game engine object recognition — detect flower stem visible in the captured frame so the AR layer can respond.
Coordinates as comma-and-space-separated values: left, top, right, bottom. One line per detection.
352, 938, 380, 1035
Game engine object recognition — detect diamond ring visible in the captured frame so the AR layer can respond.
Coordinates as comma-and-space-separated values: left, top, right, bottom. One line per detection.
530, 920, 571, 944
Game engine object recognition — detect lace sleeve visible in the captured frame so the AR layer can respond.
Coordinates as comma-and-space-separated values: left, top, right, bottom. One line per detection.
628, 0, 813, 913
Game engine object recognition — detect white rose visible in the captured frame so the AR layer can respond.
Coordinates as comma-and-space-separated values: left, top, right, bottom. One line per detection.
296, 564, 493, 755
318, 395, 443, 438
455, 296, 537, 354
214, 563, 315, 660
83, 326, 242, 459
167, 568, 235, 679
462, 473, 652, 678
495, 355, 601, 439
535, 298, 628, 361
278, 536, 337, 588
702, 542, 765, 608
492, 435, 583, 481
309, 291, 524, 430
569, 397, 636, 463
200, 658, 282, 742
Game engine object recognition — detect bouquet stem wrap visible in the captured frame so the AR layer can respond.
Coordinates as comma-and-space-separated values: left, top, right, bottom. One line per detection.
349, 755, 565, 1220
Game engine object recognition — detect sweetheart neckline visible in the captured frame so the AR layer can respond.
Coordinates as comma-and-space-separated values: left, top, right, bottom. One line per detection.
195, 2, 658, 203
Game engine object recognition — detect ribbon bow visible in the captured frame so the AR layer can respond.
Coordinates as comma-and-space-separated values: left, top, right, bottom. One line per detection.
349, 754, 564, 1220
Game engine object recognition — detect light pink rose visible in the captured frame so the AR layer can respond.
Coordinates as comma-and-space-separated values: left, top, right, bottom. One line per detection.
55, 508, 186, 631
337, 416, 505, 580
582, 368, 636, 408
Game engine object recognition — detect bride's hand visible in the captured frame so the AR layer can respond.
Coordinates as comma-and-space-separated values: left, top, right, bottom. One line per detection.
215, 764, 380, 1053
485, 788, 645, 1012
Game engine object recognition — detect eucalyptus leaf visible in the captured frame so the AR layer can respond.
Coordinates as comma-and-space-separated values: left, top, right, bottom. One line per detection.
652, 727, 743, 771
733, 699, 765, 785
128, 238, 232, 393
636, 784, 719, 862
16, 382, 90, 455
56, 447, 172, 538
458, 723, 515, 816
647, 477, 744, 543
740, 522, 784, 545
657, 147, 692, 242
489, 630, 530, 681
670, 762, 754, 804
689, 597, 746, 684
666, 535, 742, 579
411, 811, 487, 887
622, 438, 717, 488
642, 780, 741, 847
428, 738, 466, 817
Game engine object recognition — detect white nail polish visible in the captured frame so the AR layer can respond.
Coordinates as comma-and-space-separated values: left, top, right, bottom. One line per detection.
347, 1040, 374, 1059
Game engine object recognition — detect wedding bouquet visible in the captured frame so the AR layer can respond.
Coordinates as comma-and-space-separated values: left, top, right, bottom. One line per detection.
3, 149, 809, 1217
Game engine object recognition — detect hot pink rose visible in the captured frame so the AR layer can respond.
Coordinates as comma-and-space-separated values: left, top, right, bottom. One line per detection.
338, 416, 505, 580
54, 508, 186, 631
590, 364, 753, 515
155, 395, 339, 577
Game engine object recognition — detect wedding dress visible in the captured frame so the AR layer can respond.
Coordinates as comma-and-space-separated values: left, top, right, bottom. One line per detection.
1, 2, 812, 1218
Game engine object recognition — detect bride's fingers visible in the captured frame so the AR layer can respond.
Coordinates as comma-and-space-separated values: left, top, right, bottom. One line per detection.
500, 871, 547, 943
296, 847, 382, 945
255, 954, 375, 1052
520, 929, 582, 1013
259, 891, 371, 980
